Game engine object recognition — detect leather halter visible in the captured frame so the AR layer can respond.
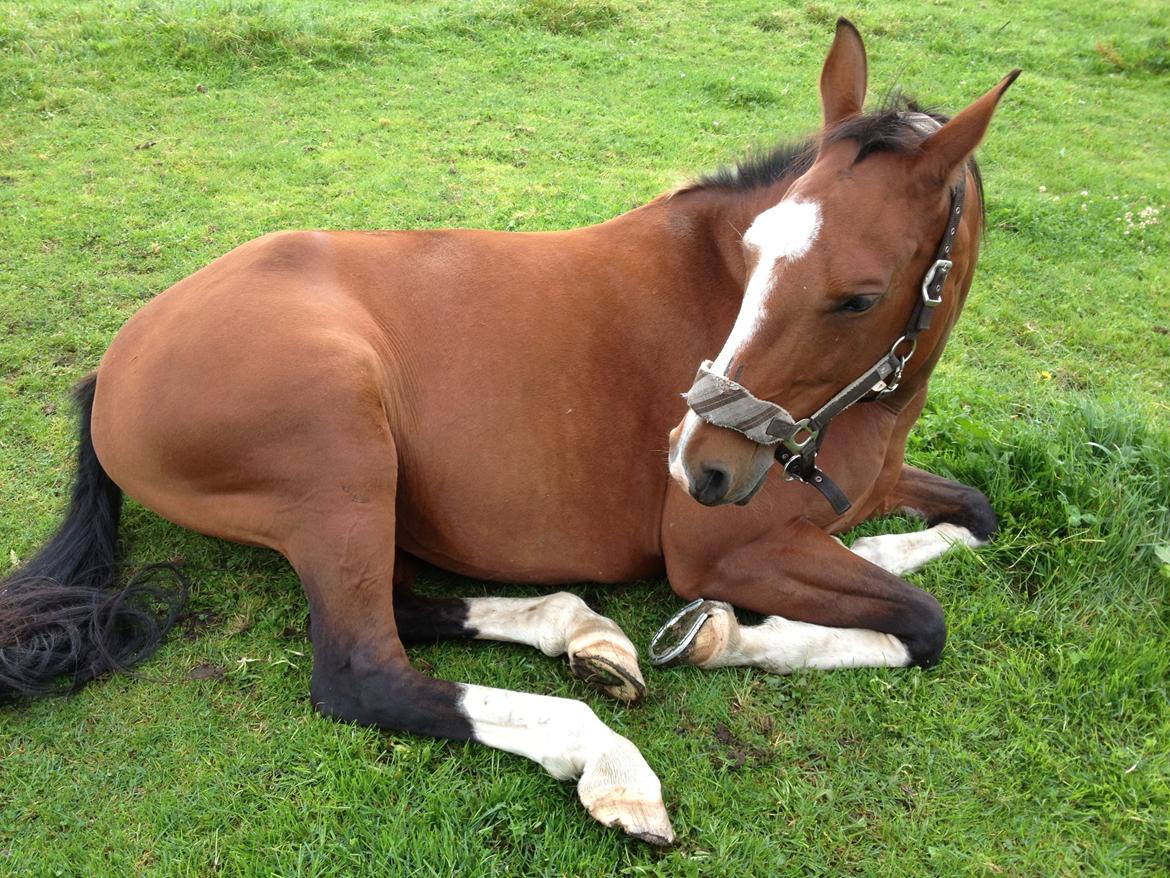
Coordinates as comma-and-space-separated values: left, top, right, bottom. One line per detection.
684, 174, 967, 515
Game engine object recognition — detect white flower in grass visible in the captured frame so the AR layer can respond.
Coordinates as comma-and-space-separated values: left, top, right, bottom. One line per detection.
1120, 205, 1162, 234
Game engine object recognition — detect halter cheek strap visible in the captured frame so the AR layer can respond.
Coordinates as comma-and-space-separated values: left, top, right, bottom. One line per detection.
683, 175, 967, 515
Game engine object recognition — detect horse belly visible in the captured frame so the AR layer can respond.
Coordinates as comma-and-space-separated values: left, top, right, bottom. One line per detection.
393, 427, 668, 585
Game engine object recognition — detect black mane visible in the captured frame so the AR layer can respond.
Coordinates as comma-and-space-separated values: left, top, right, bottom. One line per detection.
824, 96, 948, 162
690, 95, 984, 220
694, 137, 817, 193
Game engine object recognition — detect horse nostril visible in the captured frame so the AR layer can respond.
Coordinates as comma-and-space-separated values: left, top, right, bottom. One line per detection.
693, 461, 731, 506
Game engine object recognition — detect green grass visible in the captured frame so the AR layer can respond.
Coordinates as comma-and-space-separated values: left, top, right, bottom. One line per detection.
1, 0, 1168, 875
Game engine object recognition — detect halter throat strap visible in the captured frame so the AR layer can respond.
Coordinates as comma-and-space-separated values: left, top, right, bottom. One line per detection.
683, 174, 967, 515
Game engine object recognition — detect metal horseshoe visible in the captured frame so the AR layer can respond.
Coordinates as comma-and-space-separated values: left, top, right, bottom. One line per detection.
647, 598, 713, 666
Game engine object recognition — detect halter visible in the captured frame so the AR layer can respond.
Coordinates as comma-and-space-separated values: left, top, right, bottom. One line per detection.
683, 174, 967, 515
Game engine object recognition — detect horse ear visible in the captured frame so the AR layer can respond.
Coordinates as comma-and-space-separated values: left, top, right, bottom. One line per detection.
819, 18, 868, 127
917, 70, 1022, 186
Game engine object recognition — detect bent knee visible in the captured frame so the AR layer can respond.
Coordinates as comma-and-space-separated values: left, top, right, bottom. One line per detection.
929, 485, 998, 543
666, 575, 704, 603
898, 593, 947, 668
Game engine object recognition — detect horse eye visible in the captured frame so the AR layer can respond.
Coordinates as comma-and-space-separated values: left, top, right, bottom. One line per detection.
836, 295, 877, 313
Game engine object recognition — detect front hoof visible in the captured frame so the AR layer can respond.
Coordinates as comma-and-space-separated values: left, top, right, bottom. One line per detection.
649, 599, 738, 668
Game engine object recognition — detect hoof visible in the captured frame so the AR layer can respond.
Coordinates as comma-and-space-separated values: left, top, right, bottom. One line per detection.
584, 790, 675, 847
650, 599, 738, 668
570, 637, 647, 704
576, 731, 675, 846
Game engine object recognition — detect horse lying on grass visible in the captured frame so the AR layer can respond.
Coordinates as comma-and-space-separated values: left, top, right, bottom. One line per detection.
0, 19, 1017, 845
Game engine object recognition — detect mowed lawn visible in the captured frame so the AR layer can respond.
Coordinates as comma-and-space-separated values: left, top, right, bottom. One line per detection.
1, 1, 1168, 875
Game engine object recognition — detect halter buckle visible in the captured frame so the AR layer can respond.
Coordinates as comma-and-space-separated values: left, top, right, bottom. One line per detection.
921, 258, 953, 306
780, 419, 818, 454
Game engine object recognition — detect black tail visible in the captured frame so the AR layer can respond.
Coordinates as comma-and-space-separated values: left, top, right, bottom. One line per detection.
0, 375, 187, 703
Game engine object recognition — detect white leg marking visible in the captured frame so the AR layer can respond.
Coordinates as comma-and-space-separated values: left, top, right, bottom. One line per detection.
684, 602, 911, 674
849, 523, 985, 577
459, 683, 674, 844
465, 593, 645, 702
711, 198, 821, 374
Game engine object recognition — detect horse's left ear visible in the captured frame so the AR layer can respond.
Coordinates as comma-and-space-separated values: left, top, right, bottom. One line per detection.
917, 69, 1022, 186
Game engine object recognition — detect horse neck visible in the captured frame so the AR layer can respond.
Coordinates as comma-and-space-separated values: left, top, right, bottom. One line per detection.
601, 182, 790, 347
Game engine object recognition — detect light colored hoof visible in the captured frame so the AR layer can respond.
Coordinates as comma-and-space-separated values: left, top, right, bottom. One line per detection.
582, 788, 675, 847
649, 599, 738, 668
576, 734, 674, 846
569, 633, 646, 704
681, 601, 738, 667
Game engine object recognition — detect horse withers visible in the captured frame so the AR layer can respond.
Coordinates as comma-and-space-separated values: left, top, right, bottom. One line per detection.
0, 20, 1017, 845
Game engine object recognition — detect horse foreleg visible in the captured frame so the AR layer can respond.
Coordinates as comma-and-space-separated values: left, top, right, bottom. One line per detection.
659, 600, 913, 674
846, 522, 984, 577
849, 465, 997, 575
394, 590, 646, 703
663, 520, 945, 673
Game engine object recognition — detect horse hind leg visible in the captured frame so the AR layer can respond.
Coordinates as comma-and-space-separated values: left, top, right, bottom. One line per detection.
393, 589, 646, 703
283, 437, 670, 843
298, 536, 671, 842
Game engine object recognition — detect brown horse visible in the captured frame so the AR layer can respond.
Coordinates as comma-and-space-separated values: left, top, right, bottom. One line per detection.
0, 21, 1017, 845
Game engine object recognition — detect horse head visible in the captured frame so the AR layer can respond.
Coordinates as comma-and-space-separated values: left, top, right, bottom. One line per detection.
669, 19, 1018, 508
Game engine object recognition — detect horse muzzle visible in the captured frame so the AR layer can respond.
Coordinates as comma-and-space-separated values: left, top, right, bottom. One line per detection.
669, 412, 775, 506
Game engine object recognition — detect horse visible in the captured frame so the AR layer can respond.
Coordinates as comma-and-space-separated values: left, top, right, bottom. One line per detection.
0, 19, 1018, 845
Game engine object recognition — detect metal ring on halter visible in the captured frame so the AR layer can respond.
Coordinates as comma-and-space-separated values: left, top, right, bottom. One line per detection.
647, 598, 712, 666
780, 452, 806, 480
890, 335, 918, 365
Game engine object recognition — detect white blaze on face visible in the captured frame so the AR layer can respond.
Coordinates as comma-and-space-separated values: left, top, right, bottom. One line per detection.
671, 198, 822, 488
668, 409, 704, 491
711, 198, 822, 375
